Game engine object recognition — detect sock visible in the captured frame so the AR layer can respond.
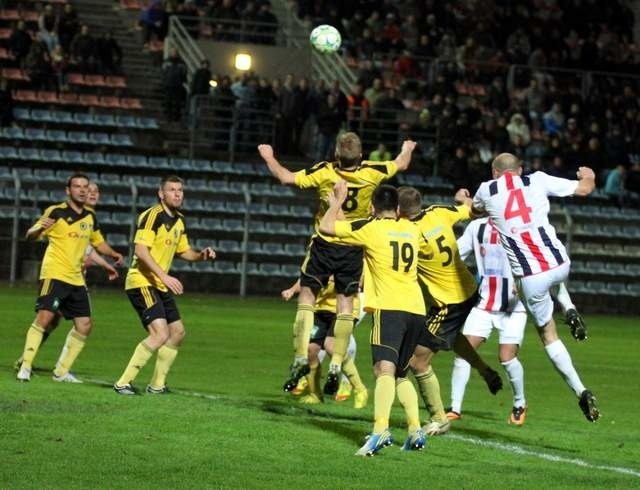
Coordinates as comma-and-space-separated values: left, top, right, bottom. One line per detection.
501, 357, 526, 407
347, 334, 357, 359
396, 378, 421, 432
53, 329, 87, 377
330, 313, 354, 368
54, 328, 73, 371
307, 361, 321, 397
149, 344, 179, 389
21, 323, 45, 369
116, 341, 155, 386
293, 304, 314, 359
414, 366, 447, 423
555, 282, 575, 314
373, 373, 395, 433
450, 357, 471, 414
544, 339, 586, 396
317, 349, 326, 364
341, 356, 366, 391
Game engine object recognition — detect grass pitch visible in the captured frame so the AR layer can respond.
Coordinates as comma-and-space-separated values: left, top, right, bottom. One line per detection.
0, 284, 639, 489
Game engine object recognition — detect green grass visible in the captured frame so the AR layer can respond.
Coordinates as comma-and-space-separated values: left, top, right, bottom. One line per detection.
0, 283, 638, 489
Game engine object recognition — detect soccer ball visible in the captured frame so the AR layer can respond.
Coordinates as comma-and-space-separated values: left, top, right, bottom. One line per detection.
310, 24, 342, 54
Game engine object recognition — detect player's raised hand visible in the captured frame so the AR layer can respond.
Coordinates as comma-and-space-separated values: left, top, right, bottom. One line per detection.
454, 188, 472, 205
161, 274, 184, 295
281, 287, 296, 301
40, 217, 56, 229
401, 139, 417, 152
201, 247, 216, 261
329, 180, 348, 208
577, 166, 595, 180
258, 144, 274, 160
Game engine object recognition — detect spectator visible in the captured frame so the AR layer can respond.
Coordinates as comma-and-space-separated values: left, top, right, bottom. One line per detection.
210, 75, 236, 148
524, 78, 546, 119
179, 0, 201, 39
346, 82, 369, 132
37, 5, 58, 53
506, 27, 531, 63
604, 165, 627, 208
9, 20, 32, 66
314, 93, 342, 162
256, 2, 278, 45
604, 126, 629, 166
58, 4, 80, 53
209, 0, 239, 41
190, 58, 212, 97
368, 143, 391, 162
96, 31, 122, 75
24, 41, 55, 90
292, 77, 311, 154
543, 103, 565, 136
506, 113, 531, 146
70, 25, 97, 74
51, 45, 70, 91
162, 49, 187, 122
364, 78, 385, 109
0, 76, 13, 127
139, 0, 165, 46
357, 59, 381, 89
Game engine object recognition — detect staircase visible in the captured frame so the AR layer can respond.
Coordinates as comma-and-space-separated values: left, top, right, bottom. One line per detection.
72, 0, 191, 153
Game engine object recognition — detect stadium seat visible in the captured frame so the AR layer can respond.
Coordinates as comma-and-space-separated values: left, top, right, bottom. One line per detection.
284, 243, 305, 256
217, 240, 241, 253
105, 153, 127, 166
214, 260, 238, 274
126, 155, 148, 167
116, 115, 137, 128
52, 111, 74, 124
89, 132, 111, 145
287, 223, 311, 235
0, 146, 18, 159
281, 264, 300, 277
137, 117, 159, 129
40, 149, 63, 163
95, 114, 118, 127
169, 158, 194, 171
246, 241, 262, 254
46, 129, 68, 142
200, 217, 222, 230
223, 219, 244, 232
262, 242, 284, 255
17, 147, 40, 160
73, 112, 94, 125
245, 262, 261, 275
250, 202, 269, 215
68, 131, 90, 144
2, 126, 25, 139
259, 263, 281, 275
148, 156, 170, 168
106, 76, 126, 88
62, 150, 84, 164
211, 161, 234, 174
290, 205, 312, 217
25, 128, 47, 141
268, 204, 290, 216
96, 211, 112, 225
85, 152, 106, 165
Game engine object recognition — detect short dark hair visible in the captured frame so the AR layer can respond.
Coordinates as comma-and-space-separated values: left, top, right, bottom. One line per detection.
160, 175, 184, 188
66, 173, 90, 188
372, 185, 398, 213
397, 186, 422, 218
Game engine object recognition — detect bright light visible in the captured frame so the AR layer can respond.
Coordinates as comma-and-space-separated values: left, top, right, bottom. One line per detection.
234, 53, 252, 71
209, 79, 218, 88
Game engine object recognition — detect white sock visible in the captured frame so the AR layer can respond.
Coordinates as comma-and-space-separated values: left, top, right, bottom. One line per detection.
501, 357, 525, 408
450, 357, 471, 413
317, 349, 326, 364
544, 340, 586, 396
555, 282, 575, 314
55, 328, 74, 370
347, 335, 357, 359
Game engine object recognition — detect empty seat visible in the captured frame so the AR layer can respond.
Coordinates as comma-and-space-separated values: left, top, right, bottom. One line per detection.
89, 132, 110, 145
223, 219, 244, 232
68, 131, 90, 144
126, 155, 148, 167
95, 114, 117, 127
215, 260, 237, 273
259, 263, 281, 275
200, 217, 222, 229
148, 156, 170, 168
45, 129, 68, 142
105, 153, 127, 166
262, 242, 283, 255
111, 134, 133, 146
85, 152, 106, 165
62, 150, 84, 163
107, 233, 128, 247
281, 264, 300, 276
116, 115, 137, 128
284, 243, 305, 256
40, 149, 62, 162
137, 117, 158, 129
217, 240, 241, 252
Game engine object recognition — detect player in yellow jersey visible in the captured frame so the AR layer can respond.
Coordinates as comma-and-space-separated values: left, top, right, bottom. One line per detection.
397, 186, 504, 434
258, 133, 415, 396
113, 175, 216, 395
320, 182, 427, 456
16, 174, 124, 383
281, 278, 368, 408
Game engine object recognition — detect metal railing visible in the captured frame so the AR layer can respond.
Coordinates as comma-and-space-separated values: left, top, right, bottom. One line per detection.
166, 16, 207, 89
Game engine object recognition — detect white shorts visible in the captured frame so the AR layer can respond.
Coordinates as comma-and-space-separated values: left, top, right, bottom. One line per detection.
516, 262, 570, 327
462, 307, 527, 345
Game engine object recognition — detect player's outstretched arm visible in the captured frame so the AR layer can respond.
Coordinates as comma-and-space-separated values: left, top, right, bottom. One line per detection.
281, 278, 301, 301
574, 166, 596, 196
179, 247, 216, 262
454, 188, 473, 208
394, 139, 417, 172
87, 249, 119, 281
25, 217, 55, 240
95, 241, 124, 266
257, 144, 296, 185
319, 180, 348, 236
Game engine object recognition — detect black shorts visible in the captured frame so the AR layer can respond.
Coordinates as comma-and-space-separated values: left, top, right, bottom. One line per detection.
370, 309, 426, 378
35, 278, 91, 319
418, 292, 478, 352
310, 310, 335, 346
300, 236, 362, 296
127, 286, 181, 329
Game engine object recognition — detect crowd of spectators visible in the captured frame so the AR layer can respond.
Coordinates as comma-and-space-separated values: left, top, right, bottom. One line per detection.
139, 0, 278, 46
5, 3, 122, 92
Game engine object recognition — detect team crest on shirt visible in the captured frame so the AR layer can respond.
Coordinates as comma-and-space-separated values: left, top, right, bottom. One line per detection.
174, 229, 179, 239
80, 222, 88, 230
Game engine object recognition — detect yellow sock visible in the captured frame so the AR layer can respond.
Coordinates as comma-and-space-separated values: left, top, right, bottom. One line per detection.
342, 356, 365, 391
116, 341, 154, 386
21, 323, 45, 369
307, 361, 321, 396
373, 373, 396, 433
415, 366, 447, 423
149, 344, 179, 389
293, 304, 315, 359
330, 314, 354, 367
53, 329, 87, 377
396, 378, 421, 432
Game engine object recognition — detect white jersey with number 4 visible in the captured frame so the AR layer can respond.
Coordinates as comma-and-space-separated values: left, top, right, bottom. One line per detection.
458, 218, 525, 313
472, 171, 578, 277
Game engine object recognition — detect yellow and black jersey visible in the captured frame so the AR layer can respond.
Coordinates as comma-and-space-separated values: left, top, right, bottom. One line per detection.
333, 217, 425, 316
35, 202, 105, 285
294, 160, 398, 241
411, 204, 477, 306
314, 279, 361, 315
125, 204, 191, 292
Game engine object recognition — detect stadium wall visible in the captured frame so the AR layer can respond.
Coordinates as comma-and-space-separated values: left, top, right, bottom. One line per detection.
197, 42, 311, 80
